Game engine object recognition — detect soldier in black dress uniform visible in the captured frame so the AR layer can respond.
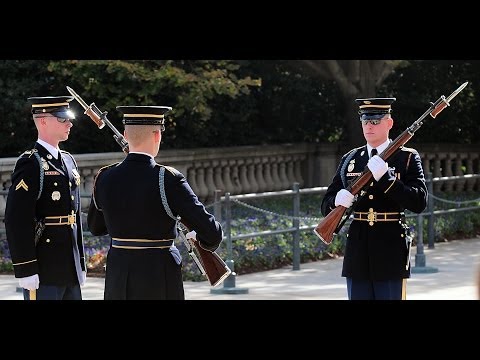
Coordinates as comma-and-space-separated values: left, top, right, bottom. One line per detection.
321, 98, 427, 300
87, 105, 223, 300
5, 96, 86, 300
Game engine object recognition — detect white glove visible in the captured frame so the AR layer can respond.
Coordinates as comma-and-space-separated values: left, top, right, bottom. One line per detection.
185, 230, 197, 241
80, 271, 87, 286
367, 155, 388, 181
335, 189, 354, 208
19, 274, 39, 290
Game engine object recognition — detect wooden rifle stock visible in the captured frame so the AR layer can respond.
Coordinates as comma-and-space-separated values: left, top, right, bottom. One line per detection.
190, 239, 232, 287
178, 222, 231, 287
314, 82, 468, 245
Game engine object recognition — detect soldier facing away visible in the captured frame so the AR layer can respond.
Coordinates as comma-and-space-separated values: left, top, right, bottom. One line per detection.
87, 105, 223, 300
5, 96, 86, 300
321, 97, 428, 300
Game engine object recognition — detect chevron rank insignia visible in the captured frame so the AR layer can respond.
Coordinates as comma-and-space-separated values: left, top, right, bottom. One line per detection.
15, 179, 29, 191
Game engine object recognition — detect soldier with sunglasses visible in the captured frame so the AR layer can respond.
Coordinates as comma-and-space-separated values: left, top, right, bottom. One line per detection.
320, 98, 427, 300
5, 96, 86, 300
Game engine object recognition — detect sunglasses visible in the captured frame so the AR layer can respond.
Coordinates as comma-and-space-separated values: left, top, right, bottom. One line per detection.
361, 119, 382, 126
41, 115, 72, 123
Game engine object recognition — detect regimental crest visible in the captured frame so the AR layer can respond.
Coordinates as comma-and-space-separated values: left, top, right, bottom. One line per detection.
41, 158, 49, 171
347, 159, 355, 172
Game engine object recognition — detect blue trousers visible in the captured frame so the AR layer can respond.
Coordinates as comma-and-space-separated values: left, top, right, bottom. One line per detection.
346, 278, 405, 300
23, 284, 82, 300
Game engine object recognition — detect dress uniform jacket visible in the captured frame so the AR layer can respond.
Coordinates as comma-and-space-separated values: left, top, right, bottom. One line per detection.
5, 143, 86, 286
87, 153, 223, 300
321, 145, 427, 281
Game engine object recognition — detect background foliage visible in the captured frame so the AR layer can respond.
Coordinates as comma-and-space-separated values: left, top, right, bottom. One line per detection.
1, 60, 478, 157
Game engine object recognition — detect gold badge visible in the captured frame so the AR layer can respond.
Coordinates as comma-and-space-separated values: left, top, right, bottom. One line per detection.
367, 208, 376, 226
15, 179, 29, 191
72, 169, 81, 186
51, 191, 61, 201
47, 154, 53, 159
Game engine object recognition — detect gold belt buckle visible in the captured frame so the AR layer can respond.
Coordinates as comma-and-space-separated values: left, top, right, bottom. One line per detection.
68, 214, 76, 225
367, 208, 376, 226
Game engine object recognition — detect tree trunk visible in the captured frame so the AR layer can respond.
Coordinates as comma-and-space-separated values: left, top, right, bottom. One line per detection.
297, 60, 401, 148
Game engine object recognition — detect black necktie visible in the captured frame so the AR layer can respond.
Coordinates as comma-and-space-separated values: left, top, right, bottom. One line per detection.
370, 148, 377, 158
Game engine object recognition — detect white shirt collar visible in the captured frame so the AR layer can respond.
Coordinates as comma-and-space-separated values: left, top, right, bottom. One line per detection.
36, 139, 60, 159
130, 151, 154, 160
367, 139, 391, 158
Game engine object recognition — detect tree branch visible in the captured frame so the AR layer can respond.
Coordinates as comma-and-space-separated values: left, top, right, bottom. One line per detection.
298, 60, 332, 79
375, 60, 398, 86
324, 60, 357, 96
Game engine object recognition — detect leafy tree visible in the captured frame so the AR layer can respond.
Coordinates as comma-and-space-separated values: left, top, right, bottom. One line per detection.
0, 60, 259, 156
0, 60, 55, 156
380, 60, 478, 144
240, 60, 344, 144
48, 60, 260, 152
293, 60, 405, 147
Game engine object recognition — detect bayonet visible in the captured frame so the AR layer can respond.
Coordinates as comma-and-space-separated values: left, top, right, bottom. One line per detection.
430, 81, 469, 119
446, 81, 468, 103
66, 86, 129, 153
66, 86, 91, 113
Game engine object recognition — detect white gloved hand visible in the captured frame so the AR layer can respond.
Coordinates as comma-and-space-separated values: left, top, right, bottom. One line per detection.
185, 230, 197, 241
19, 274, 39, 290
367, 155, 389, 181
80, 271, 87, 286
335, 189, 354, 208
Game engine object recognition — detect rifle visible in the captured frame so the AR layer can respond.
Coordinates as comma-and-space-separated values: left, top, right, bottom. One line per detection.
67, 86, 231, 287
314, 81, 469, 245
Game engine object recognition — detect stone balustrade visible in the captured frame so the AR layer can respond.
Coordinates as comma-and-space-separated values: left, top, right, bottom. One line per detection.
1, 142, 479, 225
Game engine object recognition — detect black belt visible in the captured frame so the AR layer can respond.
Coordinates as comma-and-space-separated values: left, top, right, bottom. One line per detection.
44, 214, 76, 226
353, 210, 401, 226
112, 238, 174, 249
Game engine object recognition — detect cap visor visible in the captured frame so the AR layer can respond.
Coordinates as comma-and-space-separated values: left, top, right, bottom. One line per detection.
360, 113, 386, 120
51, 109, 75, 119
